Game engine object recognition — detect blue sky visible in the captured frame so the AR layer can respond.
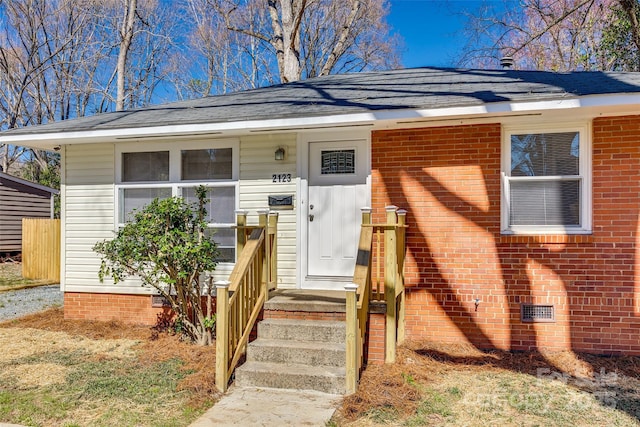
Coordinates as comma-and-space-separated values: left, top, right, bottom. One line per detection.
387, 0, 487, 68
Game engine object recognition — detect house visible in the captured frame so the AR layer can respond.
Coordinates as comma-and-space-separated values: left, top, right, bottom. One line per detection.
3, 67, 640, 358
0, 171, 58, 253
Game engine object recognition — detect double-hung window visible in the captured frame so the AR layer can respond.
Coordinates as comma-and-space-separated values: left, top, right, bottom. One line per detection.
501, 125, 591, 234
116, 140, 239, 263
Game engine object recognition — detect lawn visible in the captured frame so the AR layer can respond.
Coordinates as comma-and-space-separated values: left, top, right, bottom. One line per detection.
335, 341, 640, 426
0, 262, 57, 290
0, 308, 218, 427
1, 293, 639, 426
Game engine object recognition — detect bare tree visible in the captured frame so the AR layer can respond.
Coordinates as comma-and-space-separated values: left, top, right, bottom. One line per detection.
195, 0, 400, 88
98, 0, 176, 110
0, 0, 93, 171
459, 0, 640, 71
0, 0, 174, 177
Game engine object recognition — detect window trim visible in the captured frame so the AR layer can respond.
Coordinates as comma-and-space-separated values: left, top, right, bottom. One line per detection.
114, 139, 239, 263
501, 123, 591, 235
115, 139, 239, 185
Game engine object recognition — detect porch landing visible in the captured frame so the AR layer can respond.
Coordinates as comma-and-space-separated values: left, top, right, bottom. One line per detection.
265, 289, 347, 313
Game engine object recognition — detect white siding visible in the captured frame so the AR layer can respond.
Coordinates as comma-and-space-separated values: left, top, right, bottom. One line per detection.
63, 143, 149, 294
239, 134, 297, 288
63, 134, 301, 293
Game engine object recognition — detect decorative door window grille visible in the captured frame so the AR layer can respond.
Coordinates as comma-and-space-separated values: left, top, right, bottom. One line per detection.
321, 149, 355, 175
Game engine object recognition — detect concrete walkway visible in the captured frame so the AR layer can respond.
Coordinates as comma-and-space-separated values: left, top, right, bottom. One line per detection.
189, 386, 341, 426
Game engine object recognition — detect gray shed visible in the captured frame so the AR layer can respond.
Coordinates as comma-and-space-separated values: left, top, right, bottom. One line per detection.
0, 172, 58, 253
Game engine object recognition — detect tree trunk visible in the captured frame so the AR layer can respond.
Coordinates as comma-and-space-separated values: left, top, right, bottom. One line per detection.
1, 145, 8, 173
116, 0, 137, 111
268, 0, 303, 82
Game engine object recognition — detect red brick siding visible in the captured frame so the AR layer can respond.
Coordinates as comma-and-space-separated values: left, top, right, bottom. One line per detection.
64, 292, 168, 325
64, 292, 216, 326
372, 117, 640, 355
366, 312, 386, 364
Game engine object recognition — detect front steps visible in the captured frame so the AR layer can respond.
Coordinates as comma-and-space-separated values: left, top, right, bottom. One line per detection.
234, 317, 347, 394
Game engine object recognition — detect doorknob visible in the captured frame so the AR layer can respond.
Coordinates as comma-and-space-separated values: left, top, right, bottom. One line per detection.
309, 214, 314, 222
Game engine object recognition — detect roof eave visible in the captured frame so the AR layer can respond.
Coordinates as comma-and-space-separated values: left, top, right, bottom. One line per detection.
3, 92, 640, 150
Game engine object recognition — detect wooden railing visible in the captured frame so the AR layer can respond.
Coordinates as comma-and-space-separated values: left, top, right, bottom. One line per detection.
346, 206, 407, 394
215, 210, 278, 392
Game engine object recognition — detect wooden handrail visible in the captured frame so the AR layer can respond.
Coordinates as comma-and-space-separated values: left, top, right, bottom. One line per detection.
345, 206, 407, 394
346, 208, 373, 393
215, 210, 278, 392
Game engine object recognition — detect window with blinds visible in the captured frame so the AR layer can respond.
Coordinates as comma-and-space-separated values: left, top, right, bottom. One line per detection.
116, 141, 239, 263
502, 127, 591, 234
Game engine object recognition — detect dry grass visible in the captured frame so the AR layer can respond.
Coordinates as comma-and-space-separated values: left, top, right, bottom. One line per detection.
2, 307, 220, 403
0, 308, 220, 426
335, 340, 640, 426
3, 305, 640, 426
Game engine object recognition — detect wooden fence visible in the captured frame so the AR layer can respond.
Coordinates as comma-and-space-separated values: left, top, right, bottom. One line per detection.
21, 218, 60, 282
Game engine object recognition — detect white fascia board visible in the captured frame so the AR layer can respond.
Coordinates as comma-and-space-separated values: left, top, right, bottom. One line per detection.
4, 92, 640, 149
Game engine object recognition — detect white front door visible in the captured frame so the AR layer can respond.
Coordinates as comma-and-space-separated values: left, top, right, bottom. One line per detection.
305, 139, 369, 287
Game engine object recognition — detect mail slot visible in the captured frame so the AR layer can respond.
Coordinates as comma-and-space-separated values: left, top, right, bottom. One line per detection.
268, 195, 294, 209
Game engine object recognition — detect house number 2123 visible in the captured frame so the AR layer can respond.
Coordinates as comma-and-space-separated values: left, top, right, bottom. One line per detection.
272, 173, 292, 183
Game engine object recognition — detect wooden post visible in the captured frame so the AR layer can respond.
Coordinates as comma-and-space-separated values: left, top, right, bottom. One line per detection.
361, 207, 372, 226
345, 282, 359, 394
215, 280, 231, 392
384, 205, 397, 363
258, 210, 269, 297
361, 207, 373, 300
396, 209, 407, 345
268, 211, 278, 291
235, 210, 248, 257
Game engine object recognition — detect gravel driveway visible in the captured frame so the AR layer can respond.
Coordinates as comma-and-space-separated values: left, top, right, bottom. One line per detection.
0, 285, 63, 322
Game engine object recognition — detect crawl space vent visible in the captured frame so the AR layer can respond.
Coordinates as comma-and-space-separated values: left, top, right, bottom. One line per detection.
521, 304, 555, 323
151, 295, 171, 308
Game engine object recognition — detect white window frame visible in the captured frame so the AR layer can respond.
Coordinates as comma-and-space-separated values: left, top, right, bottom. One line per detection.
115, 139, 239, 262
501, 123, 591, 235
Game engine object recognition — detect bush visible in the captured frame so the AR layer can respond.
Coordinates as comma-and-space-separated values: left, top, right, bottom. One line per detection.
93, 186, 218, 345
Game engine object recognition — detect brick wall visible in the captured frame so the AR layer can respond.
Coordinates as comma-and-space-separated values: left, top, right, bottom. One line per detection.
64, 292, 168, 325
64, 292, 215, 326
372, 117, 640, 355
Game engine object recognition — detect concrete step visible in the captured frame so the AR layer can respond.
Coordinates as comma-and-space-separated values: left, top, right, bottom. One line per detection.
257, 318, 346, 343
247, 338, 345, 367
235, 361, 346, 395
265, 289, 346, 313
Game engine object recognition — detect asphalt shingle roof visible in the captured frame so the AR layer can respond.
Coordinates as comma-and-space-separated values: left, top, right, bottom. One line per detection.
5, 67, 640, 136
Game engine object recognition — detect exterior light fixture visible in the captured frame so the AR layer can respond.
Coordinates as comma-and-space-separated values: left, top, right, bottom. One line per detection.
275, 147, 286, 161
